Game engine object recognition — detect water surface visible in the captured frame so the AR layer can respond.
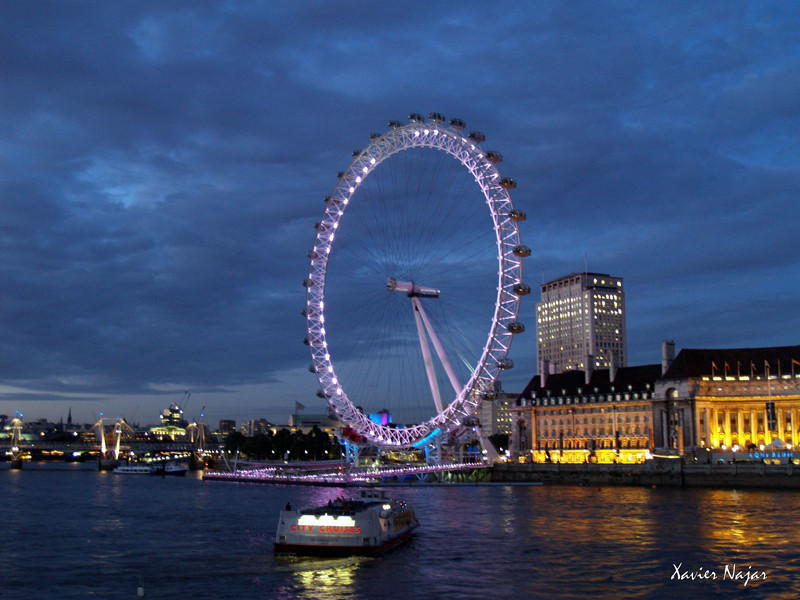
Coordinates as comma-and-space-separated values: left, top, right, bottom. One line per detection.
2, 463, 797, 599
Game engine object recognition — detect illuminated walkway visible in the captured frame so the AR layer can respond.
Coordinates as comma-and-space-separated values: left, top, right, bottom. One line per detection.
203, 461, 490, 486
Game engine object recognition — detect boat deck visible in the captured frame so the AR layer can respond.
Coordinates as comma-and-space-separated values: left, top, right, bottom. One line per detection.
299, 499, 383, 517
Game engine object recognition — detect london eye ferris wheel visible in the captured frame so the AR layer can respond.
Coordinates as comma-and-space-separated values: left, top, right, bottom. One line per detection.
304, 113, 530, 450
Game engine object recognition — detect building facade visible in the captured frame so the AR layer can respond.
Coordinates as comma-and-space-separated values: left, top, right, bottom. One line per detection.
653, 345, 800, 455
510, 343, 800, 464
536, 272, 627, 372
511, 364, 660, 464
477, 389, 514, 437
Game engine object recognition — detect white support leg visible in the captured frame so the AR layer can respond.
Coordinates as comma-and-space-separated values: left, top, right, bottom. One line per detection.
412, 296, 463, 396
412, 298, 444, 414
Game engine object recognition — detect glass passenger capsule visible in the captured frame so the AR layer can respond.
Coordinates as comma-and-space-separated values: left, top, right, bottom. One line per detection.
513, 283, 531, 296
513, 245, 531, 257
486, 151, 503, 163
507, 322, 526, 334
500, 177, 516, 189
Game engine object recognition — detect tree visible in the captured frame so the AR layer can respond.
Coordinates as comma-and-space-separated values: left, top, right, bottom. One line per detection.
224, 431, 246, 454
273, 428, 294, 458
308, 426, 329, 460
243, 433, 272, 459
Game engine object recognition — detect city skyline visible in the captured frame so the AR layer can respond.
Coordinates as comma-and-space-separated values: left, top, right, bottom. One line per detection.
2, 2, 799, 426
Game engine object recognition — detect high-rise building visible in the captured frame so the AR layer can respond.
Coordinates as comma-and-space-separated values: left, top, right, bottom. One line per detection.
536, 272, 627, 372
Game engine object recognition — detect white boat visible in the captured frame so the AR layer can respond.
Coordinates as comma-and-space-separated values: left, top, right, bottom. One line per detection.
152, 462, 188, 476
114, 464, 153, 474
274, 489, 418, 556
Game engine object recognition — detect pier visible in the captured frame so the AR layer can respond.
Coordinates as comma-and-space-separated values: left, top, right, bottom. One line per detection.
204, 460, 491, 486
492, 459, 800, 489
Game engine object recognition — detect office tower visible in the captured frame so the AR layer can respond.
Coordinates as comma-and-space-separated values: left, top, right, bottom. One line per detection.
536, 272, 627, 372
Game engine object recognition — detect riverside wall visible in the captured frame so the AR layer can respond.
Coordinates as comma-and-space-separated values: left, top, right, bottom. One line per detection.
491, 460, 800, 489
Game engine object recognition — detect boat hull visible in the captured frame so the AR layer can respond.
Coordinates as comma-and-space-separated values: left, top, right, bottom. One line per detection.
275, 528, 414, 557
152, 464, 187, 476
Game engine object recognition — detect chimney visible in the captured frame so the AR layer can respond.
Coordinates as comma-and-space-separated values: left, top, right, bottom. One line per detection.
540, 359, 549, 387
610, 351, 619, 383
662, 340, 675, 375
585, 354, 594, 385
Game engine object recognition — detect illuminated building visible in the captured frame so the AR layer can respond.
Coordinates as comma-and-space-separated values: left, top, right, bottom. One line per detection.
159, 402, 187, 428
536, 272, 626, 372
511, 363, 660, 464
368, 410, 392, 427
243, 418, 274, 436
511, 342, 800, 463
653, 344, 800, 454
149, 402, 187, 440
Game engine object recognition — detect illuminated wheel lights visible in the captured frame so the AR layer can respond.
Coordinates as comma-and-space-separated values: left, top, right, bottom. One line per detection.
304, 114, 528, 449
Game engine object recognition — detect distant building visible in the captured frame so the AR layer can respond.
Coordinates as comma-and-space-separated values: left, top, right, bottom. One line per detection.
477, 382, 513, 437
242, 418, 274, 436
27, 418, 58, 437
290, 412, 341, 432
160, 403, 187, 428
218, 420, 236, 435
536, 272, 627, 372
149, 402, 187, 440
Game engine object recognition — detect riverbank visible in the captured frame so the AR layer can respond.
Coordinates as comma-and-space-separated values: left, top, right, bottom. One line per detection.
491, 460, 800, 489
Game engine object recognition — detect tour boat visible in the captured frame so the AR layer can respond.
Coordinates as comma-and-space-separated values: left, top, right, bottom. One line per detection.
152, 462, 188, 476
114, 464, 154, 474
113, 462, 187, 476
274, 489, 418, 556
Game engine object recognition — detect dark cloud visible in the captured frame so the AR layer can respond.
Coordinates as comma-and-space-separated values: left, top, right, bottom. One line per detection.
1, 1, 798, 424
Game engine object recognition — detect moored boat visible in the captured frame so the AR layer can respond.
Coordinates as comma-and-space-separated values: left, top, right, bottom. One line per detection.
274, 488, 418, 556
114, 464, 154, 474
152, 462, 187, 476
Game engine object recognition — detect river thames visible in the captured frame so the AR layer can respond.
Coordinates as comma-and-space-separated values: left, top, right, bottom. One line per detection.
2, 462, 798, 599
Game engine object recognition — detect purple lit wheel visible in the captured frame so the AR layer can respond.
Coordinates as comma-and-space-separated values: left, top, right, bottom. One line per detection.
304, 114, 528, 449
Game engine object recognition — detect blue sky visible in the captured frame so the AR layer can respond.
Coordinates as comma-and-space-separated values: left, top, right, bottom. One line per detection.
1, 1, 799, 427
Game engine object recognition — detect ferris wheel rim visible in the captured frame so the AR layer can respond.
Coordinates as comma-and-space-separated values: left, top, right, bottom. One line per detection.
305, 115, 526, 449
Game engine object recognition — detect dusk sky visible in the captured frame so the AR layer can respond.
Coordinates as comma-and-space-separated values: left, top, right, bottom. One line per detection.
2, 2, 798, 427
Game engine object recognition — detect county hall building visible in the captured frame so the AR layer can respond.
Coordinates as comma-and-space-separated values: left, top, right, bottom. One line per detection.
510, 342, 800, 463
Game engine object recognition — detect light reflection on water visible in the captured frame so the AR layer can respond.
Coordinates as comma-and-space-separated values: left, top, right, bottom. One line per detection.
2, 463, 799, 599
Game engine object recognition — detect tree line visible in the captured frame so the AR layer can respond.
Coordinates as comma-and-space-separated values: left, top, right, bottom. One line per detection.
223, 427, 511, 461
224, 426, 340, 461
